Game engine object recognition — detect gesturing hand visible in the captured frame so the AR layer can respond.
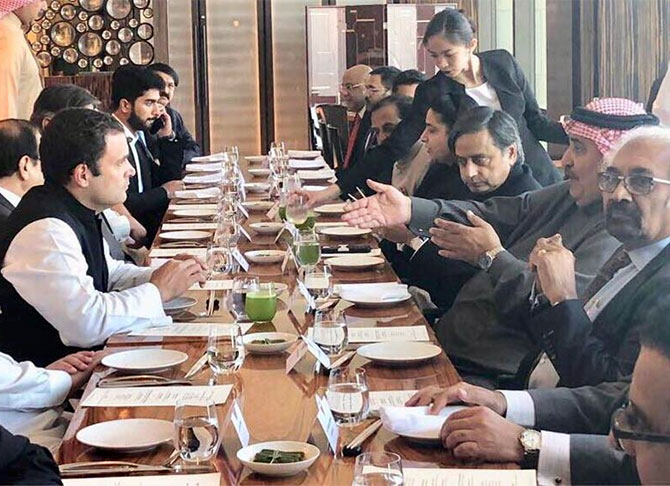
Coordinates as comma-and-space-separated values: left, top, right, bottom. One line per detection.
429, 211, 501, 265
150, 258, 208, 302
341, 179, 411, 229
528, 234, 577, 305
406, 383, 508, 416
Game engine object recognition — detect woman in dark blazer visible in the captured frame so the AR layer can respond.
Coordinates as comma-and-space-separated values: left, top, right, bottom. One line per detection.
336, 9, 566, 196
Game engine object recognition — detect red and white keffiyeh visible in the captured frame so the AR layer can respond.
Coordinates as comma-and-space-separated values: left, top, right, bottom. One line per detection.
561, 97, 648, 155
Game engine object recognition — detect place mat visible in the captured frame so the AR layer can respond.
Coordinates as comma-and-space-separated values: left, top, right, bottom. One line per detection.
130, 322, 253, 337
307, 326, 428, 343
369, 390, 417, 411
188, 280, 234, 291
401, 468, 536, 486
82, 385, 233, 407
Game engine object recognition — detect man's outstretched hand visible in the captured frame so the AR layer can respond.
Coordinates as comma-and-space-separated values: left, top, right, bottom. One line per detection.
341, 179, 411, 229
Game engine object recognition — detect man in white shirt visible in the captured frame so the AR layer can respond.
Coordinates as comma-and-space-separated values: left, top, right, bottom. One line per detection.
0, 107, 206, 367
0, 119, 43, 224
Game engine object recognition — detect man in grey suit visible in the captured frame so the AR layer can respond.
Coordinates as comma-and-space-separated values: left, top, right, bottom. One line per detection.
0, 119, 43, 224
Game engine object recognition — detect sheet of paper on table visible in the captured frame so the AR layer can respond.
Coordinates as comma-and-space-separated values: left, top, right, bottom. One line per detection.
168, 203, 217, 211
62, 473, 221, 486
401, 468, 537, 486
81, 385, 232, 407
368, 390, 418, 411
188, 280, 234, 291
162, 223, 218, 231
149, 248, 207, 258
130, 322, 253, 337
307, 326, 429, 343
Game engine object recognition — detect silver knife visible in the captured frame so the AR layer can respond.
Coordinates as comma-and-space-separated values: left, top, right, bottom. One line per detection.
184, 353, 208, 379
60, 463, 211, 477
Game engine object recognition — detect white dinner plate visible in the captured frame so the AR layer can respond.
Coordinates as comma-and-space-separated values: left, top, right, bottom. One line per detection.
175, 188, 221, 199
319, 226, 371, 239
303, 185, 329, 192
242, 201, 274, 212
250, 222, 284, 235
163, 296, 198, 316
159, 230, 211, 241
237, 441, 320, 477
245, 250, 286, 264
244, 183, 271, 193
248, 168, 271, 178
184, 163, 223, 172
357, 342, 442, 365
313, 203, 346, 215
190, 153, 225, 163
245, 155, 267, 163
288, 150, 321, 159
76, 419, 174, 453
183, 173, 223, 184
298, 170, 334, 182
339, 290, 412, 308
242, 332, 297, 354
101, 349, 189, 373
289, 159, 325, 170
172, 208, 217, 218
325, 255, 384, 271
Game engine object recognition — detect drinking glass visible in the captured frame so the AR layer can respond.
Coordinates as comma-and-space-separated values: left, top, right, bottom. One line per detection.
214, 215, 239, 248
270, 141, 286, 157
294, 230, 321, 270
229, 276, 259, 322
326, 367, 369, 427
352, 452, 404, 486
312, 310, 347, 355
286, 193, 309, 226
207, 324, 245, 375
303, 266, 332, 301
224, 145, 239, 165
206, 244, 233, 278
245, 283, 278, 323
173, 399, 220, 464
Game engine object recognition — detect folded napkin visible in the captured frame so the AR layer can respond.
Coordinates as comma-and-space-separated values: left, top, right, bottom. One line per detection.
184, 172, 223, 184
379, 405, 466, 439
175, 187, 221, 199
337, 282, 409, 301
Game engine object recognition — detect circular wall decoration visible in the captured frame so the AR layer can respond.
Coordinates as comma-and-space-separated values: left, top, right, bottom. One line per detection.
119, 57, 129, 65
128, 40, 153, 65
79, 0, 104, 12
60, 4, 76, 20
137, 22, 152, 40
78, 32, 103, 57
133, 0, 149, 8
75, 22, 87, 32
105, 39, 121, 55
78, 10, 88, 20
103, 55, 113, 65
118, 26, 133, 42
50, 46, 62, 56
50, 22, 75, 46
128, 17, 138, 27
78, 58, 88, 68
37, 52, 53, 68
106, 0, 131, 19
63, 48, 79, 63
102, 29, 112, 40
88, 14, 104, 30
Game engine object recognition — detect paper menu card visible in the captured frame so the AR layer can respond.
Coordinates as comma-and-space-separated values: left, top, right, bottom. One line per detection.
81, 385, 232, 407
368, 390, 418, 411
130, 322, 253, 337
162, 223, 218, 231
307, 326, 429, 343
63, 473, 221, 486
149, 248, 206, 258
401, 468, 536, 486
188, 280, 233, 291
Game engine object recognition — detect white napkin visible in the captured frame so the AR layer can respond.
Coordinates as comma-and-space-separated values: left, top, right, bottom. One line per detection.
337, 282, 409, 302
379, 405, 466, 439
184, 172, 223, 184
175, 187, 221, 199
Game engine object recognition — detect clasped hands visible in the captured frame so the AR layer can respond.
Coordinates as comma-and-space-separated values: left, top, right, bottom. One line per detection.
528, 234, 578, 305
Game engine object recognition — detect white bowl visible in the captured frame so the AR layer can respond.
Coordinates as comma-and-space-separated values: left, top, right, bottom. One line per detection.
245, 155, 267, 164
250, 222, 284, 235
245, 250, 286, 264
248, 168, 271, 178
245, 183, 271, 193
242, 332, 297, 354
237, 441, 320, 477
319, 226, 371, 239
163, 296, 198, 315
242, 201, 274, 212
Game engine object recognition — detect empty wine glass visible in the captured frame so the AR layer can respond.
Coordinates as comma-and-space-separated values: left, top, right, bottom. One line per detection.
303, 266, 333, 301
228, 276, 259, 322
312, 310, 347, 356
224, 145, 239, 165
270, 141, 285, 157
353, 452, 404, 486
214, 214, 239, 248
173, 399, 220, 465
326, 367, 369, 427
206, 244, 233, 278
207, 324, 245, 375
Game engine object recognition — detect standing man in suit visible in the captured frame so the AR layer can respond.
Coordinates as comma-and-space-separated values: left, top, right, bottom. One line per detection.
111, 65, 185, 244
0, 119, 43, 224
339, 64, 372, 172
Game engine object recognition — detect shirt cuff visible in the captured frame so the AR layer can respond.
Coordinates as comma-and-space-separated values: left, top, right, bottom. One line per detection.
500, 390, 536, 427
407, 197, 440, 237
537, 431, 571, 486
44, 369, 72, 404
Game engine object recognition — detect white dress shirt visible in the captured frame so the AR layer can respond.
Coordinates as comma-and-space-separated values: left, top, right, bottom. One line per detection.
0, 186, 21, 208
112, 114, 144, 192
0, 351, 71, 452
1, 218, 169, 348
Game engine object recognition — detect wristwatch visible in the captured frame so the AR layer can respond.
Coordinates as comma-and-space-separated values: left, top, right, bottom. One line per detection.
477, 246, 505, 270
519, 429, 541, 469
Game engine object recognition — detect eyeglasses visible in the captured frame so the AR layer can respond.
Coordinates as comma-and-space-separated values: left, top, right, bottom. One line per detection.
598, 171, 670, 195
340, 83, 365, 92
611, 401, 670, 452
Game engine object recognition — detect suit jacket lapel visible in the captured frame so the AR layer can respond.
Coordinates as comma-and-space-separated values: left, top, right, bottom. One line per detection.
0, 193, 16, 213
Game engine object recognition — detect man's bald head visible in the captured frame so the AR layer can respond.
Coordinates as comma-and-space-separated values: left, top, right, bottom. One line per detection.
340, 65, 372, 112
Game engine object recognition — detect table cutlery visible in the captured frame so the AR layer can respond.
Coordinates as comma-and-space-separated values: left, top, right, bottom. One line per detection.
98, 375, 194, 388
343, 419, 382, 455
160, 241, 207, 248
184, 353, 209, 379
59, 461, 211, 477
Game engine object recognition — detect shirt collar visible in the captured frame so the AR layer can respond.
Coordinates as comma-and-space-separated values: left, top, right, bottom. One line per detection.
0, 187, 21, 207
112, 113, 139, 144
357, 106, 366, 118
627, 236, 670, 271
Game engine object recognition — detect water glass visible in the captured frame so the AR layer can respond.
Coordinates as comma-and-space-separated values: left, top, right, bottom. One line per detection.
295, 230, 321, 269
286, 193, 309, 226
303, 266, 332, 301
353, 452, 404, 486
173, 399, 220, 464
214, 215, 239, 248
326, 367, 369, 427
270, 141, 286, 157
229, 276, 259, 322
207, 324, 245, 375
245, 283, 278, 323
206, 245, 233, 278
312, 310, 348, 355
224, 145, 239, 165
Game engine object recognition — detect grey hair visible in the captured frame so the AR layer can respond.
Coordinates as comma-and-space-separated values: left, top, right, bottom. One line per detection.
602, 125, 670, 168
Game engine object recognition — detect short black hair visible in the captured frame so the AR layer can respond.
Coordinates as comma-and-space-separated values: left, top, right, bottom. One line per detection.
30, 84, 100, 131
370, 95, 413, 121
639, 292, 670, 359
423, 8, 477, 46
40, 108, 124, 186
0, 120, 40, 178
369, 66, 402, 91
111, 65, 165, 110
427, 95, 467, 129
148, 62, 180, 87
448, 106, 525, 164
392, 69, 427, 92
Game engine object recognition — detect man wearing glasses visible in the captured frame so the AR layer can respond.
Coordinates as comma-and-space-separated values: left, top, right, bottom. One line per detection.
339, 64, 372, 171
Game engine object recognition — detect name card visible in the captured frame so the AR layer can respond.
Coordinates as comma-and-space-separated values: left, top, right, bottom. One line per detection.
230, 400, 250, 447
149, 248, 207, 258
368, 390, 417, 412
301, 335, 332, 369
236, 202, 249, 218
238, 225, 252, 242
130, 322, 253, 337
285, 339, 309, 374
188, 280, 234, 291
62, 473, 221, 486
82, 385, 233, 408
162, 223, 218, 231
315, 394, 339, 453
274, 223, 288, 243
401, 468, 537, 486
266, 201, 280, 220
231, 248, 250, 272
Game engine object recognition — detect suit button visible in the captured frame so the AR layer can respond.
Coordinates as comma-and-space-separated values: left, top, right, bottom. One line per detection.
554, 478, 562, 485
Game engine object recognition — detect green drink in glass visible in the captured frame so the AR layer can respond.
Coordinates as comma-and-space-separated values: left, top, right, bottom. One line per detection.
296, 242, 320, 267
278, 206, 287, 222
295, 213, 315, 231
245, 284, 278, 322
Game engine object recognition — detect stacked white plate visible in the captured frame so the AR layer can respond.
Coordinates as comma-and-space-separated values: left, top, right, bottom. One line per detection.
319, 226, 371, 239
298, 169, 335, 182
159, 230, 211, 241
191, 153, 225, 163
175, 187, 221, 199
248, 168, 271, 178
289, 159, 325, 170
245, 155, 267, 164
183, 172, 223, 184
172, 208, 217, 218
338, 283, 411, 307
185, 163, 222, 173
288, 150, 321, 159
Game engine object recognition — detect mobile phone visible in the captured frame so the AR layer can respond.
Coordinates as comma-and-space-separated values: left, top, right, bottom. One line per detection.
149, 117, 165, 135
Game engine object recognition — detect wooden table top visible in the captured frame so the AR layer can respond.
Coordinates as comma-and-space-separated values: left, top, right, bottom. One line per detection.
58, 158, 514, 485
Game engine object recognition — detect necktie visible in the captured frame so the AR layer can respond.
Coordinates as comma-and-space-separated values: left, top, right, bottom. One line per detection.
582, 245, 632, 303
343, 113, 361, 169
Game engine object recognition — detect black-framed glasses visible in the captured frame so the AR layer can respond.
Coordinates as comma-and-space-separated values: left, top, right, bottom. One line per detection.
598, 171, 670, 195
611, 401, 670, 452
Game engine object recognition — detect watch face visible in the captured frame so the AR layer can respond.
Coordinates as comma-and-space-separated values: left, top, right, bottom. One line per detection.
521, 429, 541, 451
478, 253, 492, 270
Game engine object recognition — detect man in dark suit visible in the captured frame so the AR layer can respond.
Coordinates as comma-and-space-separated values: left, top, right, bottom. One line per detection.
339, 64, 372, 173
111, 65, 185, 244
0, 119, 43, 224
0, 425, 62, 484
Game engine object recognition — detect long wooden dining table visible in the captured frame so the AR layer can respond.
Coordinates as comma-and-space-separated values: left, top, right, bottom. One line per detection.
57, 156, 515, 485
